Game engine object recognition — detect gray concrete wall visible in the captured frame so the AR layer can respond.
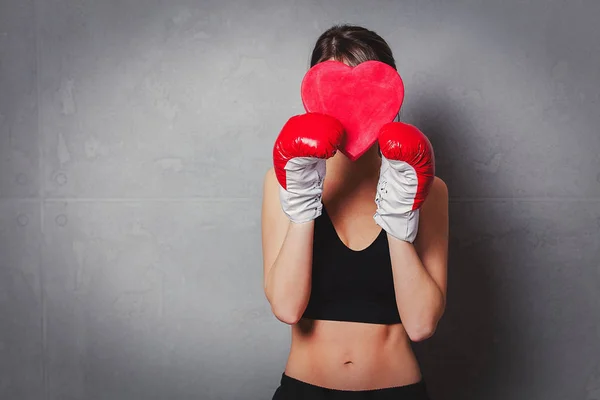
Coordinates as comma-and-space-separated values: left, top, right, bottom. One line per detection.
0, 0, 598, 399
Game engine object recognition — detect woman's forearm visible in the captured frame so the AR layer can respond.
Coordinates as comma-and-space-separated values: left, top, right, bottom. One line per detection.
265, 221, 315, 325
388, 235, 446, 341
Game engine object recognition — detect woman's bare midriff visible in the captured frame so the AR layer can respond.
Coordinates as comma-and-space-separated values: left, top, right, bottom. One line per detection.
284, 318, 422, 390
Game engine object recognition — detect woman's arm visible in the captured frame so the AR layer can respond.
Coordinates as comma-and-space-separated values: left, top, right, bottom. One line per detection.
388, 177, 449, 341
261, 168, 314, 325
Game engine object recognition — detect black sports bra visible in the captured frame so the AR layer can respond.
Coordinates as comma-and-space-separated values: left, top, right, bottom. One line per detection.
301, 207, 402, 325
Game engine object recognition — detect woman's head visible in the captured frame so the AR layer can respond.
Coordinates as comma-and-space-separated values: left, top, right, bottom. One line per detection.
310, 25, 396, 70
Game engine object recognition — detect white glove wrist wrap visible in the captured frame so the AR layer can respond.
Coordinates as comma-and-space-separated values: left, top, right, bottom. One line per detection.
373, 156, 420, 243
279, 157, 325, 224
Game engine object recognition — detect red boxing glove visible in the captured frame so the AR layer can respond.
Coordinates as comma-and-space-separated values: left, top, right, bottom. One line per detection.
273, 113, 344, 223
373, 122, 435, 242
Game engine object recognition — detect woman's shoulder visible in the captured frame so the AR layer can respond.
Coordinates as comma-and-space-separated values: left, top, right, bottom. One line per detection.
423, 176, 449, 210
262, 167, 282, 212
264, 166, 275, 179
431, 176, 448, 197
263, 167, 277, 194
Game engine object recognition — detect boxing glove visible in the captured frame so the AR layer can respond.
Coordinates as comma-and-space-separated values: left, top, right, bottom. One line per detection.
373, 122, 435, 243
273, 113, 344, 223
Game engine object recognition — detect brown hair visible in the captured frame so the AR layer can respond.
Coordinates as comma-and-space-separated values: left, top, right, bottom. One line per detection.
310, 24, 396, 70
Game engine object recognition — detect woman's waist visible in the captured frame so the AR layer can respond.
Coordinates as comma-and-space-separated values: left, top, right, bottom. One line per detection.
293, 317, 409, 345
285, 319, 421, 390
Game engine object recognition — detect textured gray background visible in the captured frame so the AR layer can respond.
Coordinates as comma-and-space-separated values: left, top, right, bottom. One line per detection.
0, 0, 599, 399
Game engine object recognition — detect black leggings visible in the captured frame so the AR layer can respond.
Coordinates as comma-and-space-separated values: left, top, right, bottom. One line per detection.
272, 373, 431, 400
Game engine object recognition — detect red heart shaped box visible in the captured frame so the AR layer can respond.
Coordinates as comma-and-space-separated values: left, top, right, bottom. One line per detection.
301, 60, 405, 161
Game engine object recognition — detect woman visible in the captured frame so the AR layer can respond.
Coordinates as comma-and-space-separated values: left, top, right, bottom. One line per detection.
262, 25, 449, 399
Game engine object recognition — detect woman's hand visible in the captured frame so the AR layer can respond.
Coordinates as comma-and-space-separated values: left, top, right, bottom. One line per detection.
373, 122, 435, 242
273, 112, 344, 224
373, 122, 447, 341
